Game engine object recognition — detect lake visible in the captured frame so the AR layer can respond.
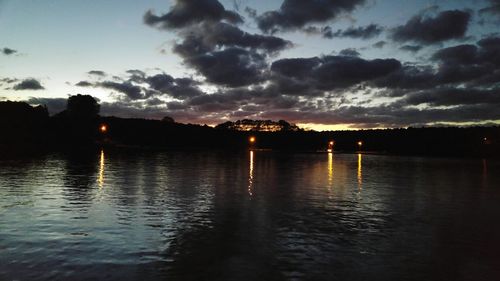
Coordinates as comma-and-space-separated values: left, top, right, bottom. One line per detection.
1, 150, 499, 281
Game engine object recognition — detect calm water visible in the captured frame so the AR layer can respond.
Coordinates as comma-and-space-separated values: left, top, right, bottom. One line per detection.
1, 150, 499, 281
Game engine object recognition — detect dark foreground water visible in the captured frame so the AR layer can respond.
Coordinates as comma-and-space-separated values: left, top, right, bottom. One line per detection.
1, 150, 499, 281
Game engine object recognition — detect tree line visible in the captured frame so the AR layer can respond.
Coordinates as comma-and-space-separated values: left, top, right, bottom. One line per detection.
0, 95, 499, 157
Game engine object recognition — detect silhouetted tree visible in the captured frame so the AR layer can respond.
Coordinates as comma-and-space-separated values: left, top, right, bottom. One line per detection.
67, 94, 100, 120
162, 116, 175, 123
0, 101, 49, 146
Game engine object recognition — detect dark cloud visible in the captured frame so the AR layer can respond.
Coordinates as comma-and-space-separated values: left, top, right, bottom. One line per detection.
256, 0, 366, 33
2, 48, 17, 55
272, 55, 401, 90
75, 81, 93, 87
144, 0, 242, 30
392, 10, 471, 44
372, 41, 387, 48
100, 81, 144, 100
13, 79, 45, 90
271, 57, 321, 79
173, 22, 292, 58
399, 45, 423, 53
376, 36, 500, 89
477, 36, 500, 66
480, 0, 500, 16
88, 70, 107, 77
339, 48, 361, 57
401, 88, 500, 107
0, 78, 18, 84
167, 22, 291, 88
428, 37, 500, 85
125, 69, 146, 77
373, 64, 436, 90
244, 6, 257, 18
431, 44, 478, 64
146, 73, 175, 90
144, 1, 291, 89
313, 57, 401, 89
327, 24, 384, 39
185, 47, 266, 87
88, 70, 205, 101
146, 74, 204, 99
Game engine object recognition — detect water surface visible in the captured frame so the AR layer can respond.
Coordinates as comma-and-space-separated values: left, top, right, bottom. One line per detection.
1, 151, 499, 280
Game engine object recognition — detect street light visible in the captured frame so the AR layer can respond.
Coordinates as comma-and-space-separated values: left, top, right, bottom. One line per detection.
357, 141, 363, 149
249, 136, 256, 144
328, 140, 334, 153
100, 124, 108, 134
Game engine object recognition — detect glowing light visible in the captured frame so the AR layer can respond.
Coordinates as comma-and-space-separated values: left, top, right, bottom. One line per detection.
100, 124, 108, 133
248, 150, 254, 196
357, 141, 363, 147
98, 150, 105, 188
327, 140, 334, 153
249, 136, 256, 143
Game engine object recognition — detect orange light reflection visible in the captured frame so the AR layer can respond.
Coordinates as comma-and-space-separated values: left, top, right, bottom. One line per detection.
357, 153, 362, 188
98, 150, 105, 188
328, 152, 333, 188
248, 150, 254, 196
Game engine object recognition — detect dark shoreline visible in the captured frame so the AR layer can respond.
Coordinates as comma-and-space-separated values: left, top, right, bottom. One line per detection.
1, 100, 499, 159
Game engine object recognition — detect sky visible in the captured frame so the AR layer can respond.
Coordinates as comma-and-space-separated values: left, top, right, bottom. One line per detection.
1, 0, 500, 130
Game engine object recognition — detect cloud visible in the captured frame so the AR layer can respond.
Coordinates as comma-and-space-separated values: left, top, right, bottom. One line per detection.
2, 48, 17, 55
256, 0, 366, 33
272, 55, 401, 90
431, 44, 478, 64
0, 77, 18, 84
88, 70, 107, 77
399, 45, 423, 53
480, 0, 500, 17
144, 1, 291, 89
375, 35, 500, 89
100, 81, 144, 100
391, 10, 471, 44
88, 70, 205, 101
13, 79, 45, 90
184, 47, 266, 87
172, 22, 293, 58
372, 41, 387, 48
143, 0, 242, 30
75, 81, 93, 87
400, 88, 500, 107
339, 48, 361, 57
146, 74, 204, 99
327, 24, 384, 39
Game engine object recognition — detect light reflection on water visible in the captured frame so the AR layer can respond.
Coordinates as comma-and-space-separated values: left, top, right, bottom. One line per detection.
248, 150, 254, 197
327, 152, 333, 187
98, 150, 105, 188
1, 151, 500, 281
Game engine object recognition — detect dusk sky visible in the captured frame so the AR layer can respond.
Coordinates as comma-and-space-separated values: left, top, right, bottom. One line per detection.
1, 0, 500, 130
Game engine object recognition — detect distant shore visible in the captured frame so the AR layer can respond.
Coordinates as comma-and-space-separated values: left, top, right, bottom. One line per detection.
1, 99, 499, 158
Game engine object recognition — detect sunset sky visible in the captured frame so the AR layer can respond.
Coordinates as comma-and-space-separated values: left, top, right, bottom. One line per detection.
1, 0, 500, 130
